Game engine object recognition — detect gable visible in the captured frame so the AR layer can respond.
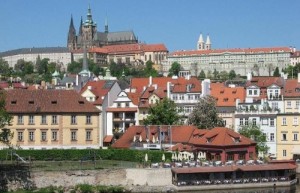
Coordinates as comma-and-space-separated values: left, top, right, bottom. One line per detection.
81, 89, 96, 98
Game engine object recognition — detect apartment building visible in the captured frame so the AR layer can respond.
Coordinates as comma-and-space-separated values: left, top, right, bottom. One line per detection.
3, 89, 100, 149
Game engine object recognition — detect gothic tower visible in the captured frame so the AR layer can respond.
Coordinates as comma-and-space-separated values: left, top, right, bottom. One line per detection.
67, 15, 77, 50
80, 5, 97, 48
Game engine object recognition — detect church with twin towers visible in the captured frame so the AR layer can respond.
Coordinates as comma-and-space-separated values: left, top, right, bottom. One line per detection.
67, 5, 138, 51
197, 33, 211, 50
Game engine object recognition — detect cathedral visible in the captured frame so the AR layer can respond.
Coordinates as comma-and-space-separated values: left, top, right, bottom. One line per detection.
67, 5, 138, 51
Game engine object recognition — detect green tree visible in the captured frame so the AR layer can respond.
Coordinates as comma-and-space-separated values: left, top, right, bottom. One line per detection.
168, 62, 181, 77
14, 59, 26, 72
229, 70, 236, 80
187, 95, 225, 129
198, 70, 206, 79
0, 58, 10, 76
219, 71, 229, 81
0, 91, 13, 146
238, 123, 269, 155
144, 60, 158, 77
144, 98, 182, 125
67, 61, 82, 74
213, 69, 219, 79
273, 67, 280, 77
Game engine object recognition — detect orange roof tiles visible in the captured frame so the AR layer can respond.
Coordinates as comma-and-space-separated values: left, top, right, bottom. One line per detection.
210, 83, 245, 107
5, 89, 100, 113
80, 80, 116, 105
283, 79, 300, 97
170, 47, 291, 56
112, 126, 255, 149
95, 43, 168, 55
189, 127, 255, 147
130, 77, 201, 94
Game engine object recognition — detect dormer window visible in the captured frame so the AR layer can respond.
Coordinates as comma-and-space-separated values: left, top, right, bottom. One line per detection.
29, 101, 34, 104
11, 100, 17, 105
78, 101, 84, 104
51, 101, 57, 104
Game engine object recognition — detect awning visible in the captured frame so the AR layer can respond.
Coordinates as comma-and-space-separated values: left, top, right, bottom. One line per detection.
103, 135, 113, 143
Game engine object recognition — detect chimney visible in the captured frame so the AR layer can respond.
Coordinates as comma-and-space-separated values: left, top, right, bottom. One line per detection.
76, 74, 79, 86
88, 86, 92, 90
167, 82, 171, 99
298, 73, 300, 83
247, 72, 252, 81
149, 76, 152, 86
201, 79, 211, 97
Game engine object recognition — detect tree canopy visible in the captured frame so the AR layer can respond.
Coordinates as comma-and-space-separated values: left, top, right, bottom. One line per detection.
168, 62, 181, 77
238, 123, 269, 155
187, 95, 225, 129
0, 91, 13, 146
273, 67, 280, 77
144, 98, 182, 125
229, 70, 237, 80
198, 70, 206, 80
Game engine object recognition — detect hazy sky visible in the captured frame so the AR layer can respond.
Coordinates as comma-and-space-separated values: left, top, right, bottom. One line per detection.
0, 0, 299, 52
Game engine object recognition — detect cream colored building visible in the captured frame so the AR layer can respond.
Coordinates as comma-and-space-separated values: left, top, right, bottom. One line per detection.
276, 113, 300, 160
2, 89, 100, 149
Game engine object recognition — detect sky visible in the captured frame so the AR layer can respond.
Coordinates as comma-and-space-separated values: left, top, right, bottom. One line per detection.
0, 0, 300, 53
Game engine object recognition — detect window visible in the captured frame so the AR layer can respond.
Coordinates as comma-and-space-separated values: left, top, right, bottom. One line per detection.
245, 118, 249, 126
238, 154, 245, 160
29, 131, 35, 141
71, 130, 77, 141
254, 90, 258, 95
17, 131, 23, 141
239, 118, 243, 126
117, 103, 121, 107
248, 90, 252, 95
270, 133, 274, 142
296, 101, 300, 109
41, 131, 47, 141
283, 150, 287, 157
29, 115, 34, 125
18, 115, 23, 124
52, 115, 57, 125
86, 115, 91, 124
125, 102, 129, 107
86, 130, 92, 141
282, 117, 287, 125
41, 115, 47, 124
282, 133, 287, 141
270, 118, 275, 126
293, 117, 298, 125
71, 115, 77, 125
294, 133, 298, 141
52, 131, 58, 141
252, 118, 256, 126
262, 118, 268, 125
227, 154, 234, 161
287, 101, 291, 108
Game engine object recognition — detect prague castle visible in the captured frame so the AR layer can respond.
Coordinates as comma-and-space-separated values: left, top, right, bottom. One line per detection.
67, 5, 138, 51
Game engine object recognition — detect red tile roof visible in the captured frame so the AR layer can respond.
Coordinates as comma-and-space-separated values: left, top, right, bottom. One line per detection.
283, 79, 300, 97
112, 125, 197, 149
112, 126, 255, 149
189, 127, 255, 147
90, 43, 168, 55
170, 47, 291, 57
103, 135, 113, 143
5, 89, 100, 113
210, 83, 245, 107
130, 77, 201, 94
126, 92, 140, 106
80, 80, 115, 105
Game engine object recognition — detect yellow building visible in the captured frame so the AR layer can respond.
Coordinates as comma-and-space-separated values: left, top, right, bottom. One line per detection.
2, 89, 100, 149
276, 113, 300, 160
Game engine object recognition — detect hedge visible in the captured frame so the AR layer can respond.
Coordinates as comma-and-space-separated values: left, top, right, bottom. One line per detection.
0, 149, 172, 163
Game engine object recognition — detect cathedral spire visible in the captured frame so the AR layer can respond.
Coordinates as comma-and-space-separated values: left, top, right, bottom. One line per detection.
79, 16, 83, 36
104, 14, 109, 33
67, 15, 76, 50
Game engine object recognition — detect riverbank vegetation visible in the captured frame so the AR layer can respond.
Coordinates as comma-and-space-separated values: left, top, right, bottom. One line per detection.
6, 184, 126, 193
